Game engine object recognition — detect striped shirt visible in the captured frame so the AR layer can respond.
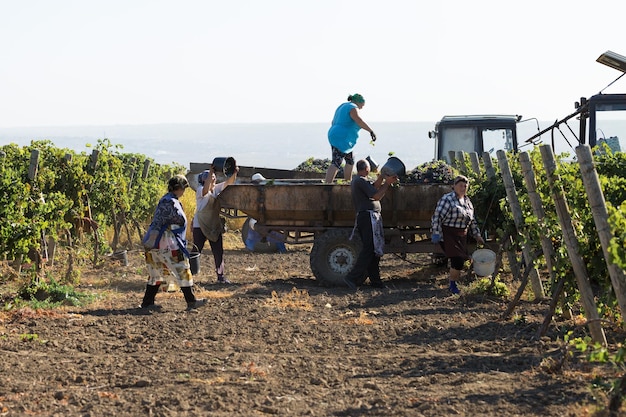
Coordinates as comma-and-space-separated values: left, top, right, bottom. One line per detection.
431, 191, 480, 237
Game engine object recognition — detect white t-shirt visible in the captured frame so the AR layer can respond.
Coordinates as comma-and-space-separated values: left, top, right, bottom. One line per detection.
192, 182, 225, 228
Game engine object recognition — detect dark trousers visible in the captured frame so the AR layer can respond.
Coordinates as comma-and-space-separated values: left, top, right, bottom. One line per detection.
192, 227, 225, 278
345, 211, 382, 285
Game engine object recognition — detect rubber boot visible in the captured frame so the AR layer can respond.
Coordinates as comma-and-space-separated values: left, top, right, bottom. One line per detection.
182, 286, 207, 310
181, 286, 196, 304
449, 280, 460, 294
141, 283, 161, 308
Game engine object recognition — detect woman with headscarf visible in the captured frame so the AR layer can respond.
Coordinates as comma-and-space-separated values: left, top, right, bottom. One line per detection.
431, 175, 485, 294
192, 165, 239, 283
325, 94, 377, 183
140, 174, 207, 311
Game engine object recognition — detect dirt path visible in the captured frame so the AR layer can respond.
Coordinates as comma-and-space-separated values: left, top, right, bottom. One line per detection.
0, 246, 612, 416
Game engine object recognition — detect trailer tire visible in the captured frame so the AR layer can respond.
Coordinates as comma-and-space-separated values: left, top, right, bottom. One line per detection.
310, 229, 362, 286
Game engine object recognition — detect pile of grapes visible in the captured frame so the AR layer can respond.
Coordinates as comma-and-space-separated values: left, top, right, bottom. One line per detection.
292, 157, 456, 185
294, 158, 331, 173
402, 160, 457, 184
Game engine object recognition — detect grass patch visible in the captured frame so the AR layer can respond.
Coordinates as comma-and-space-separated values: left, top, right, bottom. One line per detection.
14, 277, 96, 309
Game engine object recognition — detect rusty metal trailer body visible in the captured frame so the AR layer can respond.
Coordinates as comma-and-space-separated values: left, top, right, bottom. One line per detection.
218, 182, 449, 285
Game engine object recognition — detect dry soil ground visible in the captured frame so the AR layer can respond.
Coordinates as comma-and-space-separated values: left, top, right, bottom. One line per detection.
0, 238, 623, 416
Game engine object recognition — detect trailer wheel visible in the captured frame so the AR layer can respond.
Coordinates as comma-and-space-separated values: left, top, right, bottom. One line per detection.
310, 229, 362, 286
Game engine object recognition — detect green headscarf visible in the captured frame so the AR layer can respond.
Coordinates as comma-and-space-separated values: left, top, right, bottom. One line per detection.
349, 94, 365, 104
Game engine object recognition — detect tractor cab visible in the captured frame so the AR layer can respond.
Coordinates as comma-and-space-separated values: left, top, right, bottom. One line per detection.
582, 93, 626, 152
428, 114, 521, 163
430, 51, 626, 162
525, 51, 626, 153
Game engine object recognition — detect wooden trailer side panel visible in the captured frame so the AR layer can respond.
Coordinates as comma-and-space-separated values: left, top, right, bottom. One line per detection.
218, 183, 450, 228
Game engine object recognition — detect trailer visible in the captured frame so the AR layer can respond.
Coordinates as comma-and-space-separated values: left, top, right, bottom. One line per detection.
217, 181, 449, 286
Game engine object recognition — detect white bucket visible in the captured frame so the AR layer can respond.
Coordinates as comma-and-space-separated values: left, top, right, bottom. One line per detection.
472, 249, 496, 276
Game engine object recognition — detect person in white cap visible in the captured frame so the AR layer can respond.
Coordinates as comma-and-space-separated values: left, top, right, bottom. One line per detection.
244, 218, 287, 253
192, 165, 239, 284
246, 173, 286, 253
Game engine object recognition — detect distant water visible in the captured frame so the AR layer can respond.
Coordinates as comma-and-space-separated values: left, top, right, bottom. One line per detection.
1, 121, 622, 171
0, 122, 437, 171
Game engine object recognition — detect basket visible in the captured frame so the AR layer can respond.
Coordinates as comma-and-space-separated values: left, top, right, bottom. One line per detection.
472, 249, 496, 276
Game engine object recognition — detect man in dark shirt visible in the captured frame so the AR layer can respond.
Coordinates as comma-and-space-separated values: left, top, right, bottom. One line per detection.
343, 159, 398, 290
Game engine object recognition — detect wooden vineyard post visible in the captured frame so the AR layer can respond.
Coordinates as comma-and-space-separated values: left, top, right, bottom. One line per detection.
28, 149, 47, 275
519, 152, 556, 281
89, 149, 99, 172
111, 206, 121, 250
87, 150, 100, 266
482, 152, 496, 179
142, 159, 151, 180
469, 152, 481, 175
519, 151, 573, 337
28, 149, 39, 181
502, 252, 540, 319
448, 151, 456, 168
482, 152, 521, 281
128, 157, 137, 192
455, 151, 467, 174
122, 157, 137, 248
576, 145, 626, 328
540, 144, 606, 345
497, 150, 545, 300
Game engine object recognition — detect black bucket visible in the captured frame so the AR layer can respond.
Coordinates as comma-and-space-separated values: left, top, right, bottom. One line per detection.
366, 155, 378, 172
380, 156, 406, 178
189, 251, 201, 275
212, 156, 237, 178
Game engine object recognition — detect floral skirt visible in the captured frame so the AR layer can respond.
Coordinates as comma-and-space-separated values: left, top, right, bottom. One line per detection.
144, 248, 193, 288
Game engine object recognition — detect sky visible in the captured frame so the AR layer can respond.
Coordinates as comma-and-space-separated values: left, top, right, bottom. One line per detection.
1, 0, 626, 128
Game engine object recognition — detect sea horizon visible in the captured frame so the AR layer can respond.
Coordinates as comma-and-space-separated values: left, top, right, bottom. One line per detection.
1, 120, 622, 172
0, 121, 438, 171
